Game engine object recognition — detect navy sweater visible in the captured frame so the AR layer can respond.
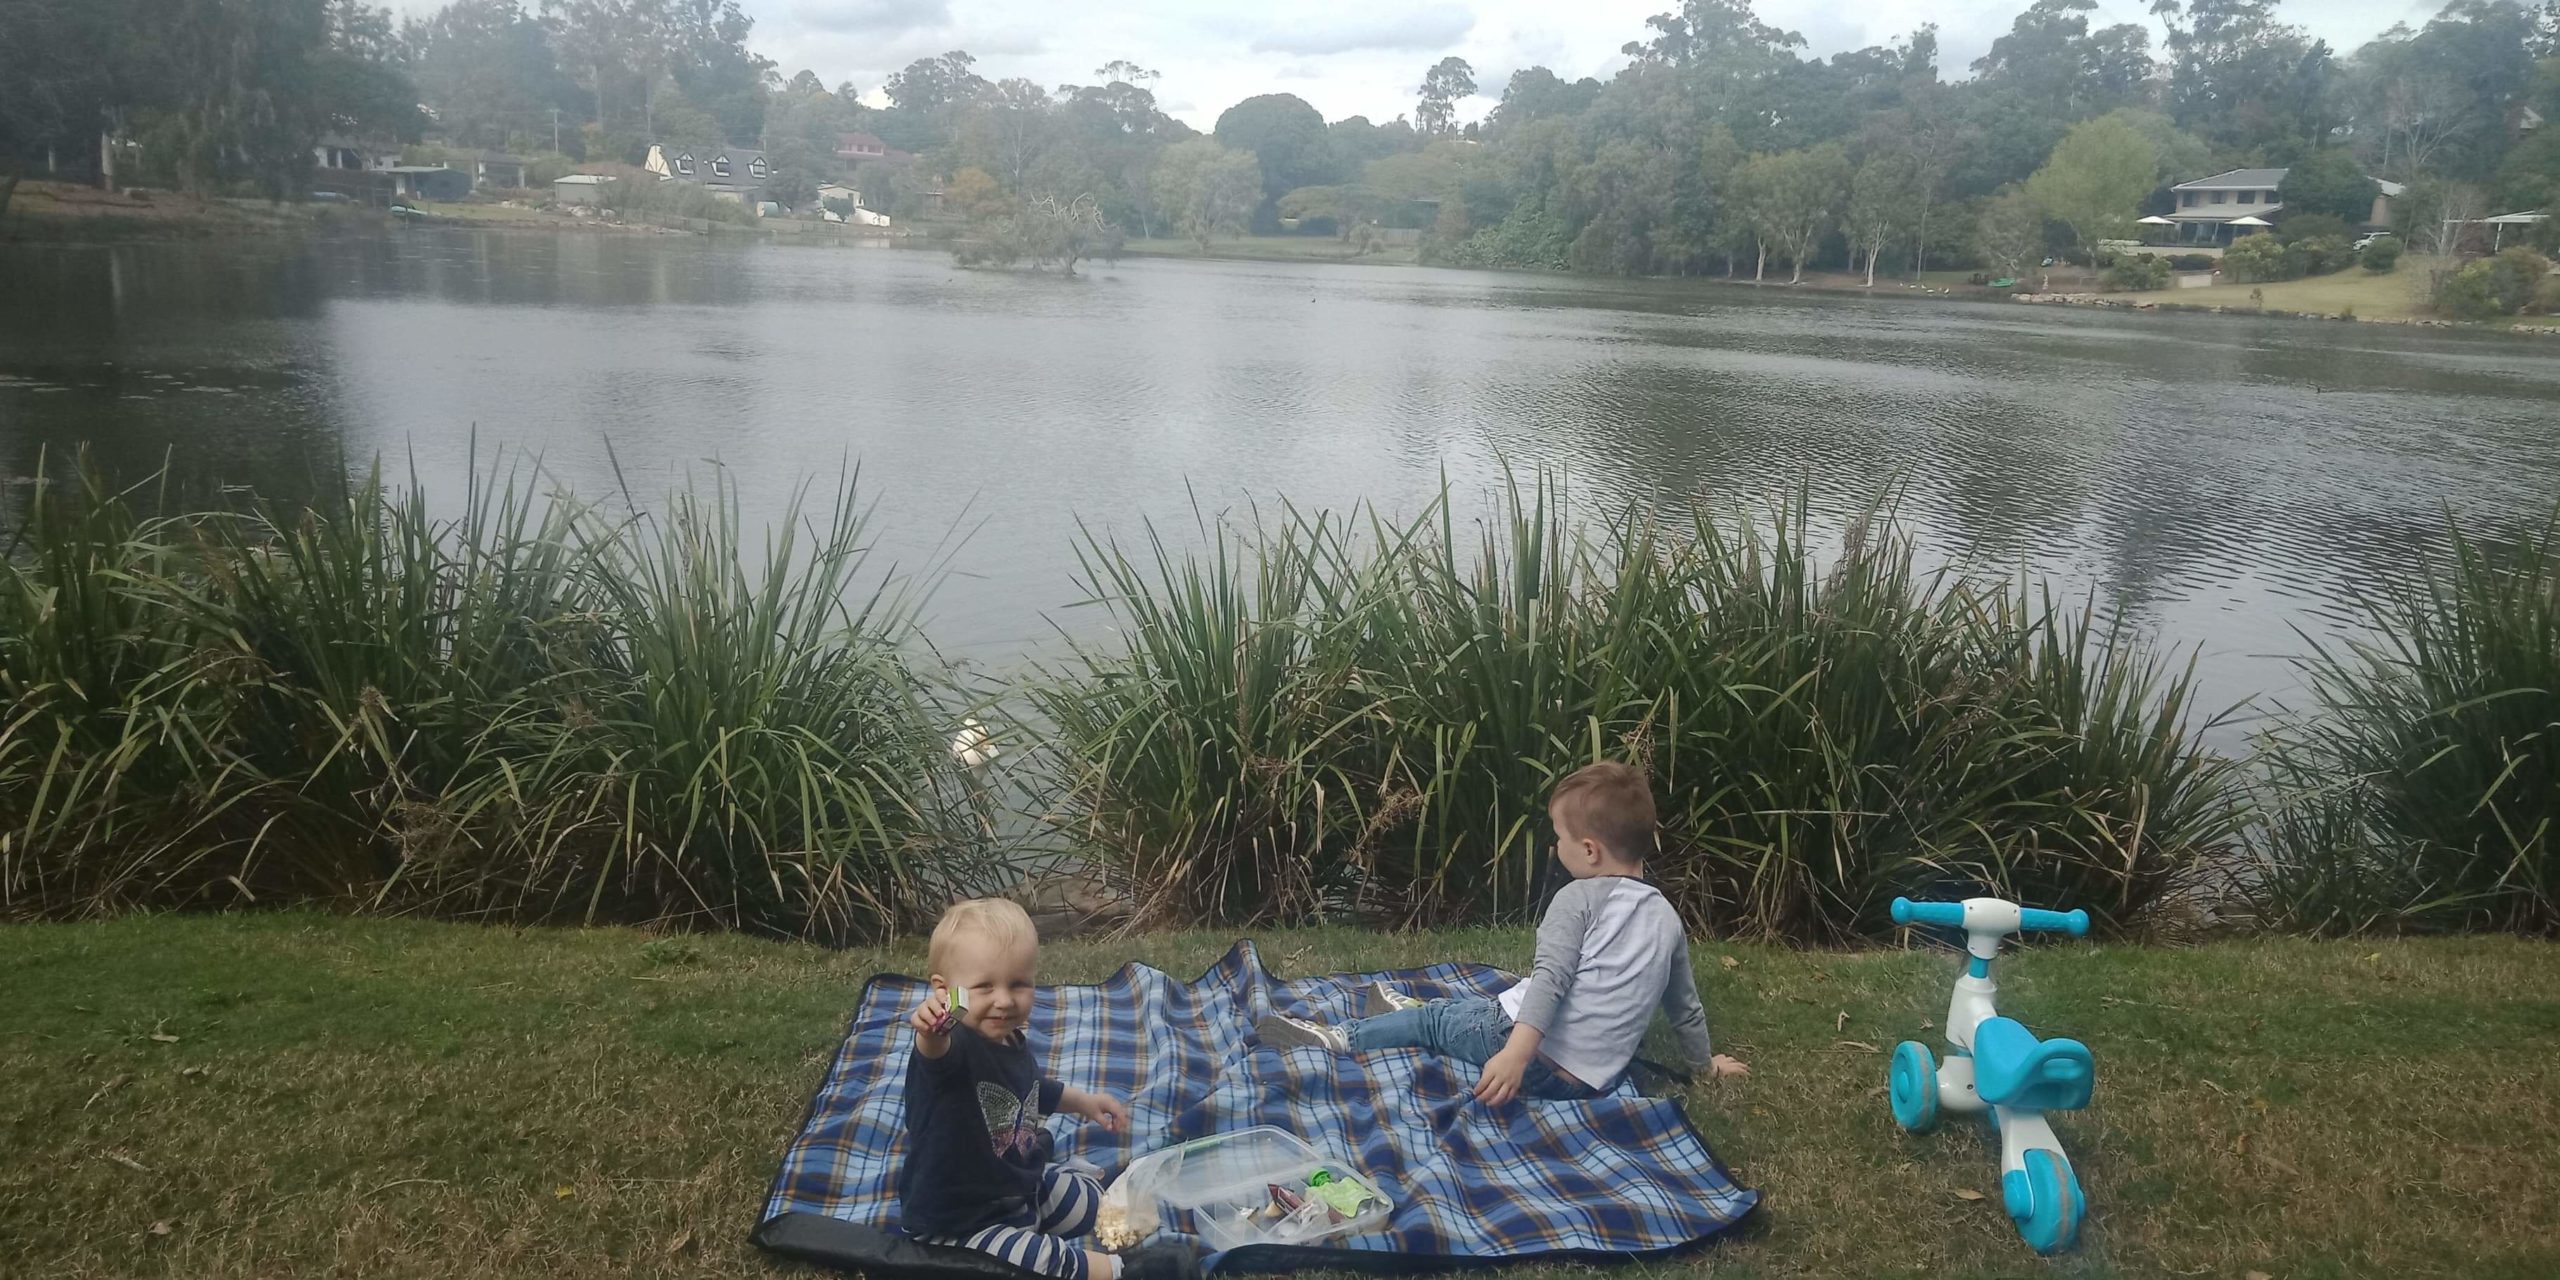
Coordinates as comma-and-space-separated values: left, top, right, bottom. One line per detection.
897, 1023, 1066, 1236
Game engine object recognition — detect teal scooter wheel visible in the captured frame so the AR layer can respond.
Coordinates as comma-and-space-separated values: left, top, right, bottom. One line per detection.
2005, 1148, 2084, 1254
1888, 1041, 1939, 1132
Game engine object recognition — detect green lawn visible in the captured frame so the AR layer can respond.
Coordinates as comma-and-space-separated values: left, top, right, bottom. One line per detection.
4, 916, 2555, 1278
2148, 253, 2560, 327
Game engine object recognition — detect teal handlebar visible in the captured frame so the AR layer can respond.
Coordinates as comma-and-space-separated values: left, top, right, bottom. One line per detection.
1890, 897, 2090, 936
1890, 898, 1964, 927
2020, 907, 2091, 937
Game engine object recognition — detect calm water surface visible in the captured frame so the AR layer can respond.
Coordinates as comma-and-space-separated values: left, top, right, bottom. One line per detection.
6, 230, 2560, 739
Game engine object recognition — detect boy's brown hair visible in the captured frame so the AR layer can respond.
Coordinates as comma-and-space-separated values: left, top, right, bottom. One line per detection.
1548, 761, 1657, 863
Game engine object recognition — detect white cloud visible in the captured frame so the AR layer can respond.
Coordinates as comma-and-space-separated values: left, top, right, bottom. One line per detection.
793, 0, 952, 37
1248, 6, 1476, 57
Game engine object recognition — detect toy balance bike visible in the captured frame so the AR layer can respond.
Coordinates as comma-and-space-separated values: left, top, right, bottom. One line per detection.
1886, 896, 2095, 1254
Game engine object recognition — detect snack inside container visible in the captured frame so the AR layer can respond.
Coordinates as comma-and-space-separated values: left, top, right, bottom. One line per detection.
1096, 1128, 1391, 1252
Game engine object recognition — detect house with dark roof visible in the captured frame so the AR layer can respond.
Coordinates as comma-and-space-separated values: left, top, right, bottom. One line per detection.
2168, 166, 2405, 242
644, 143, 771, 202
834, 132, 915, 165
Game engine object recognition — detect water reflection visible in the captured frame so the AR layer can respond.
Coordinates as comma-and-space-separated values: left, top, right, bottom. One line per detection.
6, 230, 2559, 737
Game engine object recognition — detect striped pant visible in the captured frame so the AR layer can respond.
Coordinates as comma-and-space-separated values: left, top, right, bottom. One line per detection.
927, 1162, 1105, 1280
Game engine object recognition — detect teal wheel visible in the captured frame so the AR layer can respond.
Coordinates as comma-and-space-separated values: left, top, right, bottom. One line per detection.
2004, 1148, 2084, 1254
1888, 1041, 1939, 1132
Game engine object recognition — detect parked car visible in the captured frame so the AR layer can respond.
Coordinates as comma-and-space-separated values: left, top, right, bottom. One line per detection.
2352, 231, 2394, 250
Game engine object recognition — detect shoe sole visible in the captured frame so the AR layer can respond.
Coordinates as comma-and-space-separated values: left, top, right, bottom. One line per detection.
1257, 1016, 1341, 1052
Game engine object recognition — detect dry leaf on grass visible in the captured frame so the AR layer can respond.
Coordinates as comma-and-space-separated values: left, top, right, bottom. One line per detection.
83, 1074, 132, 1110
2246, 1271, 2273, 1280
666, 1228, 696, 1256
1835, 1040, 1880, 1053
101, 1152, 151, 1174
1952, 1188, 1985, 1201
147, 1221, 172, 1237
179, 1066, 208, 1080
148, 1033, 179, 1044
554, 1185, 577, 1200
1720, 956, 1740, 969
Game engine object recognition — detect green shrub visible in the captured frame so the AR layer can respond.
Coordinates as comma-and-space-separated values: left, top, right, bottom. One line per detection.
0, 457, 979, 938
2277, 213, 2352, 245
2361, 238, 2403, 272
2169, 253, 2216, 272
2537, 277, 2560, 315
2438, 248, 2554, 319
1430, 203, 1572, 270
1031, 479, 2241, 940
2296, 235, 2356, 276
2104, 255, 2171, 291
602, 177, 757, 225
2224, 235, 2303, 283
2248, 515, 2560, 935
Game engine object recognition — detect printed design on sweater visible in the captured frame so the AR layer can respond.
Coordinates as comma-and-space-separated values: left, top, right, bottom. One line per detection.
976, 1080, 1045, 1157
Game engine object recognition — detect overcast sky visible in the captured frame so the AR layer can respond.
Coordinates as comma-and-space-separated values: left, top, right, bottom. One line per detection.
390, 0, 2446, 129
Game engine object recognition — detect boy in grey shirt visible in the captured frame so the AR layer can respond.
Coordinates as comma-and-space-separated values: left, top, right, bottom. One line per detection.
1259, 762, 1748, 1102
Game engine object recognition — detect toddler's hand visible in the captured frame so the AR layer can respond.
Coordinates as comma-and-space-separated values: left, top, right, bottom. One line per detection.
1710, 1054, 1750, 1080
1083, 1092, 1130, 1133
910, 991, 953, 1055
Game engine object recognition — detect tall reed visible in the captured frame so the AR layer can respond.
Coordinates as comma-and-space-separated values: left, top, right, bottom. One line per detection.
1030, 478, 2242, 940
2248, 516, 2560, 935
0, 455, 977, 939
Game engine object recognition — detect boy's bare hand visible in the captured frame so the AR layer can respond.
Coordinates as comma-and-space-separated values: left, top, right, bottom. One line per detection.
1474, 1047, 1533, 1106
909, 991, 953, 1057
1710, 1054, 1750, 1079
1064, 1088, 1130, 1133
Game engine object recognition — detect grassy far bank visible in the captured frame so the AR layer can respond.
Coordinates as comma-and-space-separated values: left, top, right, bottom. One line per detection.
3, 914, 2554, 1280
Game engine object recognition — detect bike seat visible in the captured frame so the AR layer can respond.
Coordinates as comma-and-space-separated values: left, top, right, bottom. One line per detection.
1971, 1017, 2093, 1112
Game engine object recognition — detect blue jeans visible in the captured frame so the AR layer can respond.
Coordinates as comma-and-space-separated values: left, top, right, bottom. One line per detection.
1346, 996, 1599, 1100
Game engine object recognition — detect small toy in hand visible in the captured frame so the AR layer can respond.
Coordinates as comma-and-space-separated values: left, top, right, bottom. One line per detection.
933, 984, 966, 1035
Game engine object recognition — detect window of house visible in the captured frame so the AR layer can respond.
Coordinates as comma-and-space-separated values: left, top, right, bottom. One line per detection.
713, 156, 730, 177
2180, 192, 2197, 207
749, 157, 767, 178
2211, 191, 2227, 204
676, 153, 694, 175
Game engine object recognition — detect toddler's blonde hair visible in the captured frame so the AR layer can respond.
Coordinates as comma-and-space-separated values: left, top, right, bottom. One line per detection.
927, 897, 1039, 976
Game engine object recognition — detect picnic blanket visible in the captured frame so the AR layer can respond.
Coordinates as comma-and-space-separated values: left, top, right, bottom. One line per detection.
756, 941, 1759, 1274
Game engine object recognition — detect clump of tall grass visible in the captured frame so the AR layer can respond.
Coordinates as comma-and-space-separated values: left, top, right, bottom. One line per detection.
0, 454, 979, 939
1030, 478, 2241, 941
2247, 516, 2559, 935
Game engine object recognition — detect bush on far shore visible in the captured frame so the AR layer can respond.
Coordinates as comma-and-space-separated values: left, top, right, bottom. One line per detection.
2361, 237, 2403, 272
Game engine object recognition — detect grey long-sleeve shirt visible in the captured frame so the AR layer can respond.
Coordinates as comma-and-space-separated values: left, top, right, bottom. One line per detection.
1496, 875, 1715, 1085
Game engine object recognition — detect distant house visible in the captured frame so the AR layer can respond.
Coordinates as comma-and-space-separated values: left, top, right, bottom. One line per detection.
815, 181, 892, 226
462, 152, 531, 190
2169, 167, 2402, 242
552, 173, 614, 207
834, 132, 915, 166
385, 166, 472, 202
644, 143, 770, 203
313, 135, 393, 173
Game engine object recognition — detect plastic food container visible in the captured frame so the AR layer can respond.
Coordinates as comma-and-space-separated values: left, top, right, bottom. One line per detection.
1096, 1127, 1392, 1252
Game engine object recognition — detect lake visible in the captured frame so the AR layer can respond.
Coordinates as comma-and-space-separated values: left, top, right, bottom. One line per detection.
6, 229, 2560, 738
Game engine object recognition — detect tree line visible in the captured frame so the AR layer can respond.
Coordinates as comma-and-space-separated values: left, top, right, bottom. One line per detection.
4, 0, 2558, 275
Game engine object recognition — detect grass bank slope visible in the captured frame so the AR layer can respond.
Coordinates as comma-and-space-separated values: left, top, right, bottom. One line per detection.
4, 915, 2554, 1278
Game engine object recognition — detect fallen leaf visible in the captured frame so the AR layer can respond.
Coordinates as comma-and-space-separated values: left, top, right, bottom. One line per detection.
83, 1074, 132, 1111
148, 1033, 180, 1044
1719, 955, 1740, 969
1953, 1188, 1985, 1201
553, 1185, 577, 1200
1835, 1010, 1850, 1031
179, 1066, 209, 1080
2246, 1272, 2272, 1280
148, 1221, 173, 1238
2232, 1132, 2250, 1156
666, 1228, 696, 1256
101, 1151, 151, 1174
1835, 1040, 1880, 1053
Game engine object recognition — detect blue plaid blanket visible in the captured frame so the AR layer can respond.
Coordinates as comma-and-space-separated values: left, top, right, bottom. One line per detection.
760, 941, 1758, 1272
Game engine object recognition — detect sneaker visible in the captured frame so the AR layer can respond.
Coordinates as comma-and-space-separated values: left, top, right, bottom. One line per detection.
1256, 1013, 1349, 1052
1120, 1242, 1203, 1280
1360, 981, 1426, 1018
